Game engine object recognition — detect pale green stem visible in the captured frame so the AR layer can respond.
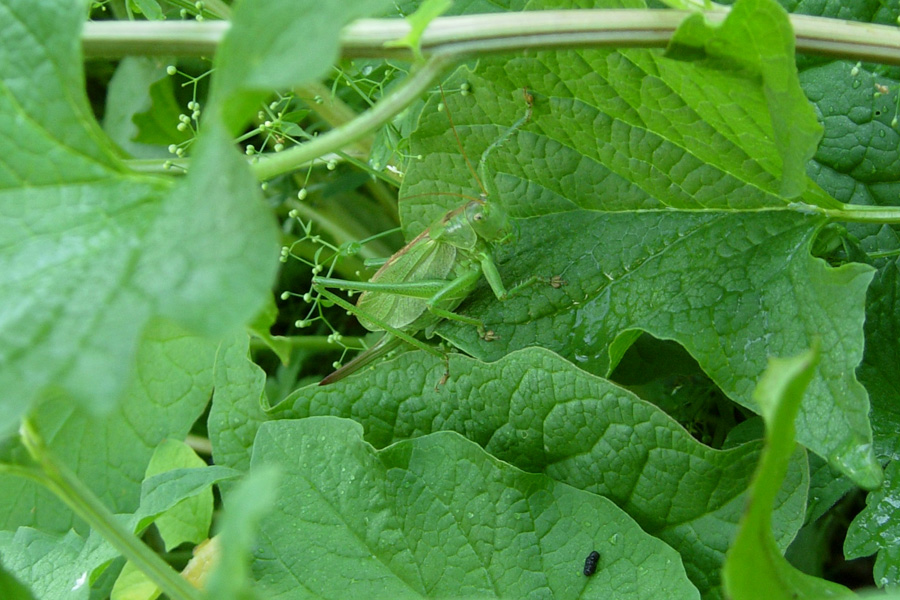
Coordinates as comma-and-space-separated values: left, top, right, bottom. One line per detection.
819, 204, 900, 224
252, 52, 455, 181
867, 248, 900, 259
18, 421, 203, 600
82, 11, 900, 66
184, 434, 213, 456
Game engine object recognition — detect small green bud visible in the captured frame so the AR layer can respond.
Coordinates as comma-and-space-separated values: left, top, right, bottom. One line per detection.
166, 65, 177, 76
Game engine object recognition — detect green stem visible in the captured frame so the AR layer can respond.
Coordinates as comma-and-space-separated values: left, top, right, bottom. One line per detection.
82, 11, 900, 66
252, 52, 455, 181
298, 81, 374, 158
867, 248, 900, 259
18, 421, 203, 600
820, 204, 900, 224
83, 20, 229, 58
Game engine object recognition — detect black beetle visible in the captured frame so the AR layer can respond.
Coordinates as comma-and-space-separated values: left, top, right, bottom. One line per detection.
583, 550, 600, 576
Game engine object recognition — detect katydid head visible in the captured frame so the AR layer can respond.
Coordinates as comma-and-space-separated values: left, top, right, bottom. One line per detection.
466, 199, 514, 244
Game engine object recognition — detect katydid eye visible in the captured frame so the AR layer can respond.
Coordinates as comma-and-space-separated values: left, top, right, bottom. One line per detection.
473, 212, 484, 221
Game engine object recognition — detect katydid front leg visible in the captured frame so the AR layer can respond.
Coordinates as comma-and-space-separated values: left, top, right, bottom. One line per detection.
478, 251, 541, 301
318, 334, 403, 386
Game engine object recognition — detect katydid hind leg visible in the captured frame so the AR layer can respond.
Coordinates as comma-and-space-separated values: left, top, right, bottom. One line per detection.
313, 275, 446, 300
319, 335, 404, 386
425, 267, 485, 331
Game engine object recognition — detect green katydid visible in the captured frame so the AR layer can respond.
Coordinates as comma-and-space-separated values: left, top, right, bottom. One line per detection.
313, 86, 542, 385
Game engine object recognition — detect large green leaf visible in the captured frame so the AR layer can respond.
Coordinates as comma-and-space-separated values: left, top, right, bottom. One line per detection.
275, 348, 807, 600
0, 0, 280, 428
249, 417, 700, 599
397, 0, 877, 487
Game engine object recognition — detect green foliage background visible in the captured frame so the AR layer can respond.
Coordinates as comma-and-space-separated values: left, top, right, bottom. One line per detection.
0, 0, 899, 598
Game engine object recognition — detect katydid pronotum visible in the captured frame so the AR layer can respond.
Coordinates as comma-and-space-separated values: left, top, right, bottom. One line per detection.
312, 86, 549, 385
